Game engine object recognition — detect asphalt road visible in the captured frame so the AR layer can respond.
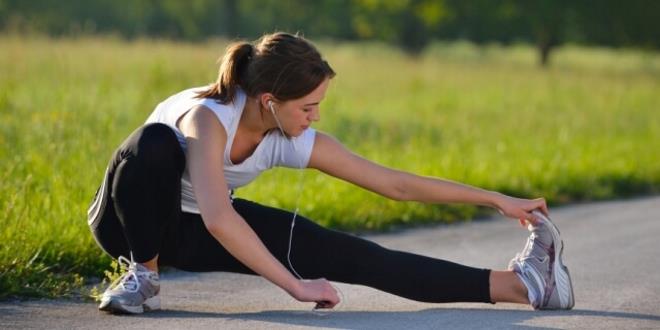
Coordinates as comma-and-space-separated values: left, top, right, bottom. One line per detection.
2, 196, 659, 329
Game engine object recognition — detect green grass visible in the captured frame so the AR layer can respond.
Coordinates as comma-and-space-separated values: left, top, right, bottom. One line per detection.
1, 35, 659, 299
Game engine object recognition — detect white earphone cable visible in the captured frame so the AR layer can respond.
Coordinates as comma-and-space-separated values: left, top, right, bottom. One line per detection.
269, 102, 344, 312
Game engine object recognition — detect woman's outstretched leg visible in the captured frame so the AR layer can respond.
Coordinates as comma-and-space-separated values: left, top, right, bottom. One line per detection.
284, 213, 494, 303
174, 199, 529, 305
490, 270, 529, 304
283, 208, 530, 304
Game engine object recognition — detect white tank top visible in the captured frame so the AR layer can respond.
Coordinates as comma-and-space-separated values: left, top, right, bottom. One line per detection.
145, 86, 316, 214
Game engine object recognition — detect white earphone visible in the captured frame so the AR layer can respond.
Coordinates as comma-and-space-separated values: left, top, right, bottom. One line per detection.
268, 100, 276, 114
266, 98, 345, 311
268, 100, 288, 139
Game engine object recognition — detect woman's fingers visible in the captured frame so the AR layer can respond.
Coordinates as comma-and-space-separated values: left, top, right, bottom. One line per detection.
531, 198, 549, 217
314, 278, 340, 308
314, 300, 336, 309
522, 198, 549, 225
500, 195, 550, 228
295, 278, 340, 309
314, 281, 339, 309
520, 214, 536, 227
520, 210, 542, 227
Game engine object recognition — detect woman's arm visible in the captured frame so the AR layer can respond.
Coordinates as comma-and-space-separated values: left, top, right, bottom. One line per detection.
308, 132, 547, 224
179, 106, 338, 307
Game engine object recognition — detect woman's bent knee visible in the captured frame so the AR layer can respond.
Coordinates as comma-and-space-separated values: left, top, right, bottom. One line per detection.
116, 123, 185, 172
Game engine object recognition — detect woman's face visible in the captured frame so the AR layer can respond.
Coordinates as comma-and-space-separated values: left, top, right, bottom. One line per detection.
270, 78, 330, 137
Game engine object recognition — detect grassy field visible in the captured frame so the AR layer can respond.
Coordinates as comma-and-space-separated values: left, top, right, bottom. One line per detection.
1, 35, 659, 299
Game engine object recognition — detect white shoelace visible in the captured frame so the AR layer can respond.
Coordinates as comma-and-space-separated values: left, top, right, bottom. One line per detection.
110, 255, 146, 293
513, 230, 551, 263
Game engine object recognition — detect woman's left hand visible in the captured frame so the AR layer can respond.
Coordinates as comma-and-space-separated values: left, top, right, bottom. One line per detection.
492, 193, 549, 227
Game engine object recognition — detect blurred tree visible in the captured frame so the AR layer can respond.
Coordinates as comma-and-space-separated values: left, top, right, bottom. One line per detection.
1, 0, 658, 65
516, 0, 571, 67
514, 0, 660, 66
350, 0, 450, 54
225, 0, 238, 37
228, 0, 354, 40
440, 0, 572, 66
572, 0, 660, 48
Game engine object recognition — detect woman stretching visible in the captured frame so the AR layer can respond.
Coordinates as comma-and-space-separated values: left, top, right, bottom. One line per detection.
88, 32, 574, 314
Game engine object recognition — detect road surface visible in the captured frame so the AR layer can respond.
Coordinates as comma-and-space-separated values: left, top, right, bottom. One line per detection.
2, 196, 659, 329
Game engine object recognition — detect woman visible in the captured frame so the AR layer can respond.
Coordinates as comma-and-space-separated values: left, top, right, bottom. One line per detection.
88, 32, 574, 314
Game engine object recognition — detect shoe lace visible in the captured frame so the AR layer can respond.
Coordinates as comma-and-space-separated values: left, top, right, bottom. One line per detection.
515, 229, 552, 260
109, 255, 143, 293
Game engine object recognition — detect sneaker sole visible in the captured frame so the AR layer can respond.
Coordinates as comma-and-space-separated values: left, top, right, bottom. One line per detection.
532, 210, 575, 309
99, 295, 161, 314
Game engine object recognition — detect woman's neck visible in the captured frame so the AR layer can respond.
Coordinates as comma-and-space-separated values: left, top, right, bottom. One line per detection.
240, 97, 277, 137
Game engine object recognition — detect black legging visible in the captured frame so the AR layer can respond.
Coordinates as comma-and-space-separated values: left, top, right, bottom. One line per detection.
88, 123, 492, 304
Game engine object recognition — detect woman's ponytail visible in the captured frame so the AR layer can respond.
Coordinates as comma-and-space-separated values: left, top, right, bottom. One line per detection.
197, 42, 254, 103
198, 32, 335, 105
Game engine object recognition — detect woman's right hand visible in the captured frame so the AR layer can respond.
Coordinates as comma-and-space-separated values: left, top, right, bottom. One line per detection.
291, 278, 340, 309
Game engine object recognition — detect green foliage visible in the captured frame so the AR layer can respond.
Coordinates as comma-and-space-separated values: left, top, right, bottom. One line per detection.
0, 36, 659, 299
1, 0, 659, 61
88, 259, 122, 302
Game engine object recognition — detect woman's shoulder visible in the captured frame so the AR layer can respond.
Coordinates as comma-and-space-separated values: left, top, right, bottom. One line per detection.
192, 86, 244, 109
188, 87, 246, 129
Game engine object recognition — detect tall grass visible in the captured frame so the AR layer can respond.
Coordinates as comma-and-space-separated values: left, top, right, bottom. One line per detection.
1, 35, 658, 298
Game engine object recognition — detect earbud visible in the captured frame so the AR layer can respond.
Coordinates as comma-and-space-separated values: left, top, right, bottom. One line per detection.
268, 100, 288, 139
268, 100, 275, 114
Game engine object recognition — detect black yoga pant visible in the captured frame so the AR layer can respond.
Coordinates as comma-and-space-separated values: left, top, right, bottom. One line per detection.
88, 123, 492, 304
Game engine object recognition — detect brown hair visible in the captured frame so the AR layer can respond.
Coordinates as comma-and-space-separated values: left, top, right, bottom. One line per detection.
197, 32, 335, 104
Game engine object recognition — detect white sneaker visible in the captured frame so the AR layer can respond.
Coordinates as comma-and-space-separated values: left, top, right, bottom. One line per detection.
98, 255, 160, 314
508, 210, 575, 310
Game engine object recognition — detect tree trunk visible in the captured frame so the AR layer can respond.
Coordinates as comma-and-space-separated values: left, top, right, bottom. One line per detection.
539, 41, 552, 67
536, 25, 557, 68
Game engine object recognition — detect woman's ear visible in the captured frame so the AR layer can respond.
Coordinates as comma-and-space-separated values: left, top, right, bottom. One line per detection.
259, 93, 275, 110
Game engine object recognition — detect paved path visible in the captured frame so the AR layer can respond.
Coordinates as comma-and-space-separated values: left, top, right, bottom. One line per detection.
2, 196, 660, 329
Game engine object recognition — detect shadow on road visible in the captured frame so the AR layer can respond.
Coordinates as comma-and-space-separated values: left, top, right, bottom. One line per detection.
136, 307, 660, 329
